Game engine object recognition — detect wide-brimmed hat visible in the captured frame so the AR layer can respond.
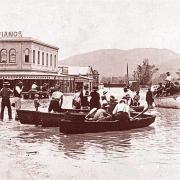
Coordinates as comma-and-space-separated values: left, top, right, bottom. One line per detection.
103, 91, 108, 95
18, 80, 23, 84
34, 94, 39, 98
125, 94, 131, 99
119, 99, 126, 103
3, 81, 10, 86
102, 102, 110, 108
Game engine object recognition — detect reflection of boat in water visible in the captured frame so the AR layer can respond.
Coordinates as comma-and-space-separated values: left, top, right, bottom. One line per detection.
59, 112, 156, 134
60, 126, 155, 158
17, 106, 144, 127
154, 95, 180, 109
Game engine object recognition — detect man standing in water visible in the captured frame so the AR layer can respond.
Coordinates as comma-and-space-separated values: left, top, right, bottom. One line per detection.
146, 88, 154, 108
48, 84, 63, 113
89, 86, 101, 110
79, 84, 89, 109
0, 81, 13, 120
14, 80, 24, 120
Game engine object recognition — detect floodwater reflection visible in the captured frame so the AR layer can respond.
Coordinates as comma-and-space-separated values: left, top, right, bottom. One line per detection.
59, 127, 155, 159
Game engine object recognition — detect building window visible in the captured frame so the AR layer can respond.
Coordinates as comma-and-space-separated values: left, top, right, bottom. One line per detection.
25, 48, 30, 63
0, 49, 7, 63
46, 53, 48, 66
50, 54, 52, 66
42, 52, 44, 65
9, 49, 16, 63
38, 51, 40, 64
33, 50, 35, 64
54, 55, 56, 68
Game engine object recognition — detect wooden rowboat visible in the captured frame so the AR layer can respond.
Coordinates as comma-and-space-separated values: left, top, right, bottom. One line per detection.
154, 95, 180, 109
17, 109, 88, 127
59, 112, 156, 134
17, 106, 145, 127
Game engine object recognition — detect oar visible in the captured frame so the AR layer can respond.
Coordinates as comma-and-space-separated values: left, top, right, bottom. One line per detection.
130, 107, 149, 121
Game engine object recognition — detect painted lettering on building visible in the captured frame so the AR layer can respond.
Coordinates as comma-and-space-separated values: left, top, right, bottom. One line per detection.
0, 31, 22, 38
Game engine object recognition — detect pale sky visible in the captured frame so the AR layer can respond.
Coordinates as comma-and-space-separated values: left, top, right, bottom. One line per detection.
1, 0, 180, 60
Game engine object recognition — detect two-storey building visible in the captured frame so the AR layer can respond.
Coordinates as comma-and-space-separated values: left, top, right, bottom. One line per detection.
0, 37, 75, 92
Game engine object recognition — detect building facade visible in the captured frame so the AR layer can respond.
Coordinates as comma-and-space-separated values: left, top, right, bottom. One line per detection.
0, 37, 74, 92
0, 36, 99, 93
58, 65, 99, 91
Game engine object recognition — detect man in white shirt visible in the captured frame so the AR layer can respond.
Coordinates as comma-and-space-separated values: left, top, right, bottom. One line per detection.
14, 80, 24, 120
31, 82, 37, 90
112, 98, 130, 122
48, 85, 63, 113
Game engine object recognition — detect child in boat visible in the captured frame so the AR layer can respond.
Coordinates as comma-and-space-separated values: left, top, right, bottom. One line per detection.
34, 94, 40, 111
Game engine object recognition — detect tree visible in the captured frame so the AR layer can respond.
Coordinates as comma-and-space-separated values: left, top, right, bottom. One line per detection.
133, 59, 158, 85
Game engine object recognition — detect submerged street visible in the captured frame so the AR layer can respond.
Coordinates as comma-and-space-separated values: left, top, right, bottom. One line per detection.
0, 91, 180, 180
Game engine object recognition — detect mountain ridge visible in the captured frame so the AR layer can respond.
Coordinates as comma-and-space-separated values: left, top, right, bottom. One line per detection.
59, 48, 180, 77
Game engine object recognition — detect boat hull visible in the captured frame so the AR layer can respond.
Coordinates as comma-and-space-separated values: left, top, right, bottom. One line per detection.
154, 96, 180, 109
17, 106, 144, 127
59, 113, 155, 134
17, 109, 88, 127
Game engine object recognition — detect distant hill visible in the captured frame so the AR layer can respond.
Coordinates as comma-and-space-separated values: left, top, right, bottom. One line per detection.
59, 48, 180, 78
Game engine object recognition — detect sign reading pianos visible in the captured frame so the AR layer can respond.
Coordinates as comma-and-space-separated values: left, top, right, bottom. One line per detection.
0, 31, 22, 38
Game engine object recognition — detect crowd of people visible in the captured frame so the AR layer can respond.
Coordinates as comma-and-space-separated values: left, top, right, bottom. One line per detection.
72, 85, 142, 122
0, 80, 64, 121
2, 72, 177, 122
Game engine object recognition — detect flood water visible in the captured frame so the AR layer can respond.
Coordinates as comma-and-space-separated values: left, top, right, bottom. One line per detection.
0, 88, 180, 180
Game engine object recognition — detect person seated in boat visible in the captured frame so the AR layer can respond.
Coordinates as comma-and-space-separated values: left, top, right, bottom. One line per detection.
79, 84, 90, 109
122, 87, 133, 105
124, 94, 133, 106
107, 95, 118, 114
112, 98, 130, 122
34, 94, 40, 111
132, 91, 140, 106
87, 102, 111, 121
155, 83, 164, 97
72, 89, 81, 109
101, 95, 108, 107
48, 85, 63, 113
89, 86, 101, 110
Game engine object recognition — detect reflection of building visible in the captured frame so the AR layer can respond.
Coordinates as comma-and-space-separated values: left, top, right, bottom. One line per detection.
58, 66, 99, 91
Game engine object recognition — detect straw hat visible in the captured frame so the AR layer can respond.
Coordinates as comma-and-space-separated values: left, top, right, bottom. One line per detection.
102, 102, 110, 108
3, 81, 10, 86
34, 94, 39, 98
119, 99, 126, 103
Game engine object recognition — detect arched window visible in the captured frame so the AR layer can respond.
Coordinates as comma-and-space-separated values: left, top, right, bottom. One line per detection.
25, 48, 30, 63
0, 49, 7, 63
9, 49, 16, 63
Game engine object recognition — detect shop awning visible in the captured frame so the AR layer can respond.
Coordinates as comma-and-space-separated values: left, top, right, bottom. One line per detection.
0, 71, 73, 80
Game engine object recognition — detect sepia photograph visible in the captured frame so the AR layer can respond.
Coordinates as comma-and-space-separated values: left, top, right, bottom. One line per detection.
0, 0, 180, 179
